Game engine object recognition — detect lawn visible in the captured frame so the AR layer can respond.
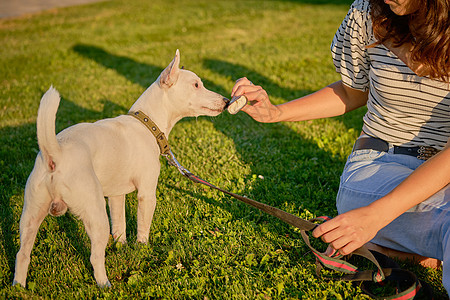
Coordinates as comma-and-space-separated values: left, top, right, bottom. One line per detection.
0, 0, 446, 298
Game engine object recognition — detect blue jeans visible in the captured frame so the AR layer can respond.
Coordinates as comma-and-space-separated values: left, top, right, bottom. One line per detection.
336, 148, 450, 294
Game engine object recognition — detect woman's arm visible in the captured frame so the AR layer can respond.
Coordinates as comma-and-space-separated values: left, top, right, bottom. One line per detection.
312, 146, 450, 255
231, 78, 368, 123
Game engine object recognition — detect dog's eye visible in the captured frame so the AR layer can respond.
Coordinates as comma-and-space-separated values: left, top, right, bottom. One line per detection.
194, 82, 199, 88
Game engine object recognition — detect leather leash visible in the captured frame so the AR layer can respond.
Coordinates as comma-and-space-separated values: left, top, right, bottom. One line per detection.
128, 111, 318, 232
128, 110, 426, 300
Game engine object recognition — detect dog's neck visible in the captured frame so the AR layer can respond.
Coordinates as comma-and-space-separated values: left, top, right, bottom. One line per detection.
129, 83, 183, 139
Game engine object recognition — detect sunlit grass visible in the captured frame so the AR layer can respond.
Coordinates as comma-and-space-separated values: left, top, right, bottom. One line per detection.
0, 0, 445, 298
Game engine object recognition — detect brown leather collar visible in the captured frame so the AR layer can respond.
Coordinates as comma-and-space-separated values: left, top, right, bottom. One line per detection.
128, 110, 170, 156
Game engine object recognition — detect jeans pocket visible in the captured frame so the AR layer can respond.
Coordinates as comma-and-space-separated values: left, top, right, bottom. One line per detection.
340, 149, 386, 187
347, 149, 385, 163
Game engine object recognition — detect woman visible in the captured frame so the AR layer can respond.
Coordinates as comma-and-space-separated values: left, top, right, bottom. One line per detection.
232, 0, 450, 293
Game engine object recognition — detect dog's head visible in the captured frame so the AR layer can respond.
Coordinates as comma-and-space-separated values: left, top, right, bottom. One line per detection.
158, 50, 228, 117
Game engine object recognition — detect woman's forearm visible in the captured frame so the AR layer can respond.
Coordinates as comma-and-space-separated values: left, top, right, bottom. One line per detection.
368, 146, 450, 228
276, 81, 369, 122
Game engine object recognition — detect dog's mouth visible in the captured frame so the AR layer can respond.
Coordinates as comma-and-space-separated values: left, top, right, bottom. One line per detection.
199, 97, 229, 114
202, 106, 224, 113
203, 97, 229, 113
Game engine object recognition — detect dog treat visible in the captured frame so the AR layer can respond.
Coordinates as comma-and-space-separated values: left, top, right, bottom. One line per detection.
227, 95, 248, 114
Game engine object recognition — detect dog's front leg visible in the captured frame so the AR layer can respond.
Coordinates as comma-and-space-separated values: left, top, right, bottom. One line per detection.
108, 195, 126, 243
136, 188, 157, 244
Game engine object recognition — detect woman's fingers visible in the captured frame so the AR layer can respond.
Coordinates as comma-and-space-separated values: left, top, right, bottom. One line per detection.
232, 84, 261, 101
314, 224, 354, 254
312, 210, 378, 256
231, 77, 281, 122
240, 87, 268, 106
231, 77, 253, 96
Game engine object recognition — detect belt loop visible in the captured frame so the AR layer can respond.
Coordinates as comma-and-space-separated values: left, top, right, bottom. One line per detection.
387, 142, 394, 154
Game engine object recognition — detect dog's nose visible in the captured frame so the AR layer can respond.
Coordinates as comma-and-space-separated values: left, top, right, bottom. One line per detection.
223, 97, 230, 108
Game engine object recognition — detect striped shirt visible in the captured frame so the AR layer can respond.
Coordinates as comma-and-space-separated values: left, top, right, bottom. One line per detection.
331, 0, 450, 150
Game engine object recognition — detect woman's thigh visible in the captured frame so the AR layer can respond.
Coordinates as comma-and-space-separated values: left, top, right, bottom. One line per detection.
336, 149, 450, 260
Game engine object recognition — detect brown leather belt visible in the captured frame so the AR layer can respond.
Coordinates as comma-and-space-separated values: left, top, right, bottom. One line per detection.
353, 136, 440, 160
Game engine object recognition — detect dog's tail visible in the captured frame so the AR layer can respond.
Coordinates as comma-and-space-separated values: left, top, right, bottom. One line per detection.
37, 86, 62, 172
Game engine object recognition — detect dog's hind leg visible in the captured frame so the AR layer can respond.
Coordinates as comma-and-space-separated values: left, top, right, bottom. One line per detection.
69, 174, 111, 287
79, 192, 111, 287
13, 178, 51, 287
108, 195, 126, 243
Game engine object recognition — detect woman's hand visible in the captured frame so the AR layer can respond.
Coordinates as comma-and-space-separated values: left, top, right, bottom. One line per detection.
231, 77, 281, 123
312, 206, 383, 255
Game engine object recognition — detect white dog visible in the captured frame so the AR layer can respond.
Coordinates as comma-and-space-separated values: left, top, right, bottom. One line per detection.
13, 50, 227, 287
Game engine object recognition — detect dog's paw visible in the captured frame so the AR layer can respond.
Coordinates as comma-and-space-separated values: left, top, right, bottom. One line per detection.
113, 235, 127, 244
97, 280, 112, 288
12, 280, 25, 288
136, 236, 149, 244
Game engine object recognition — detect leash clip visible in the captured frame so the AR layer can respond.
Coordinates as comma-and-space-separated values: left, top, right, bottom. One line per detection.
163, 150, 191, 178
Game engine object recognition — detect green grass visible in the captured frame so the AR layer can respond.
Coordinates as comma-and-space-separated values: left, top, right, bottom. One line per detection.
0, 0, 446, 298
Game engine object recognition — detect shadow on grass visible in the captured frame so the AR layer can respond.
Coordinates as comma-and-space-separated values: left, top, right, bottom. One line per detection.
1, 43, 360, 287
7, 44, 443, 297
203, 58, 365, 131
0, 92, 127, 282
201, 58, 365, 213
72, 44, 163, 88
203, 58, 310, 100
0, 43, 360, 289
70, 43, 354, 228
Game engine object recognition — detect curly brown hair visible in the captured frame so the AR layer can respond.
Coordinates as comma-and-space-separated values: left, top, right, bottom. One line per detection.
369, 0, 449, 82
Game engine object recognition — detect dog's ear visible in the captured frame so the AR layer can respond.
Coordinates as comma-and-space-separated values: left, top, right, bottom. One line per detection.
159, 49, 181, 89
